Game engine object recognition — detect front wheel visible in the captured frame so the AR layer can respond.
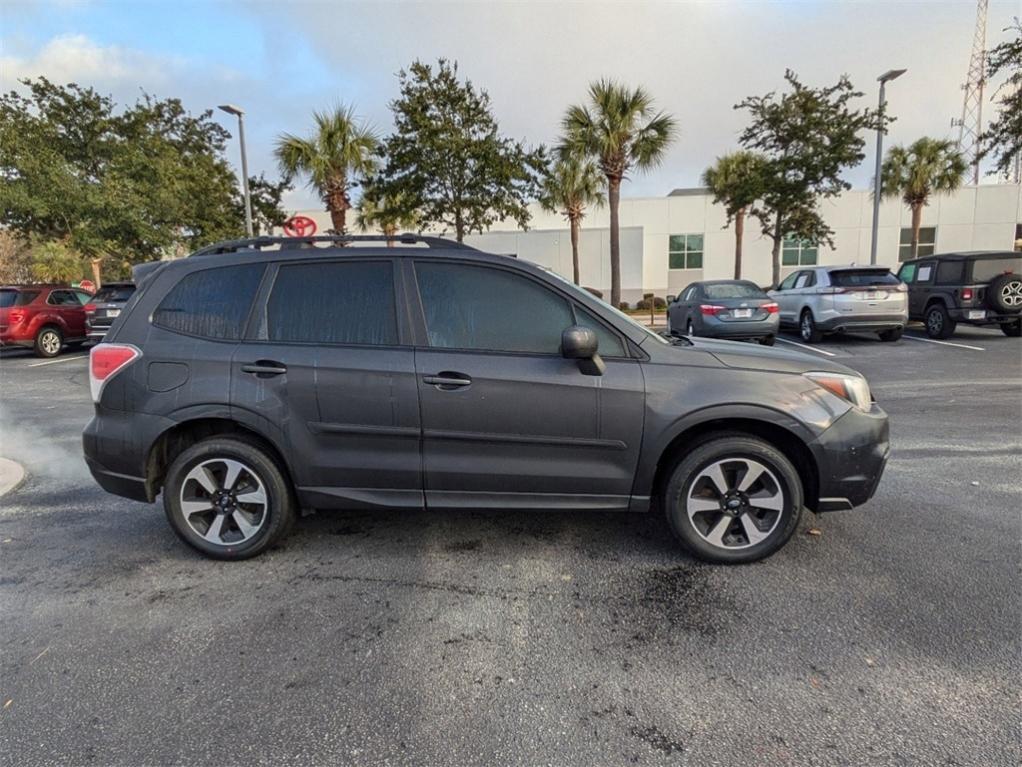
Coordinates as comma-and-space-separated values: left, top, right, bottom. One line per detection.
1001, 320, 1022, 337
925, 304, 955, 339
663, 435, 803, 564
163, 437, 295, 560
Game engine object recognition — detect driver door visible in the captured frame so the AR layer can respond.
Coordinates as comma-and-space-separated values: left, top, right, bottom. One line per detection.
408, 260, 645, 510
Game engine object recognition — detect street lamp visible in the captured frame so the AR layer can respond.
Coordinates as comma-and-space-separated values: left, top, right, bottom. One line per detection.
870, 68, 906, 265
218, 104, 253, 238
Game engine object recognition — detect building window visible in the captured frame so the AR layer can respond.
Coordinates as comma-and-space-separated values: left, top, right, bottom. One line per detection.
669, 234, 703, 269
781, 237, 818, 266
899, 227, 936, 261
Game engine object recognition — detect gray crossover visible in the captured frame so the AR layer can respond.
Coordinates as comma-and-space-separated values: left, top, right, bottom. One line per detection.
83, 236, 890, 564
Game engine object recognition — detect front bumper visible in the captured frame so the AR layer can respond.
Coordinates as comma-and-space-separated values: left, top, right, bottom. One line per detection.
809, 403, 890, 511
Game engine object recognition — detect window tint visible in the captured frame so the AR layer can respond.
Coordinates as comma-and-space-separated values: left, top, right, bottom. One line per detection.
574, 305, 626, 357
971, 256, 1021, 282
154, 263, 263, 340
897, 263, 917, 283
266, 261, 397, 345
0, 290, 38, 307
74, 291, 92, 305
416, 262, 573, 354
704, 282, 764, 299
47, 290, 80, 306
829, 270, 900, 287
778, 272, 799, 291
92, 285, 136, 303
934, 261, 964, 284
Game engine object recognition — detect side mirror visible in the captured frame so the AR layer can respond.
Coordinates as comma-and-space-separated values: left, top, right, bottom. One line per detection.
561, 325, 605, 376
666, 295, 676, 305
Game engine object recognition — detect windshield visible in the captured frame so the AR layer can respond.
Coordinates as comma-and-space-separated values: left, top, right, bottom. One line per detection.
92, 285, 136, 303
971, 257, 1021, 283
0, 290, 39, 308
704, 282, 764, 299
829, 269, 900, 287
535, 265, 670, 345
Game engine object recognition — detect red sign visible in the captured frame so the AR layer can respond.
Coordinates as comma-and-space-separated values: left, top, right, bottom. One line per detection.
283, 216, 317, 237
76, 280, 96, 293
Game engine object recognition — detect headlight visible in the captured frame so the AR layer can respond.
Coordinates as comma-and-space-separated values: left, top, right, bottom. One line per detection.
804, 372, 872, 411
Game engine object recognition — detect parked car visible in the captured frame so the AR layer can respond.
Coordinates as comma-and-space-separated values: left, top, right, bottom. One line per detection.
896, 251, 1022, 338
666, 280, 779, 345
84, 235, 889, 564
85, 282, 136, 341
769, 265, 908, 343
0, 285, 92, 357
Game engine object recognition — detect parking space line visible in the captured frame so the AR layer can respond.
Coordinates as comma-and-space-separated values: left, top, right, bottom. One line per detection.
27, 354, 89, 368
774, 338, 837, 357
902, 334, 985, 352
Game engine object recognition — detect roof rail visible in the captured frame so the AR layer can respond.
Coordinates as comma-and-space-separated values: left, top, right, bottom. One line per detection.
188, 233, 476, 257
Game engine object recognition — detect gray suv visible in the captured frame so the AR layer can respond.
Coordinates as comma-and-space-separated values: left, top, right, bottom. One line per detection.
84, 236, 890, 564
770, 265, 908, 343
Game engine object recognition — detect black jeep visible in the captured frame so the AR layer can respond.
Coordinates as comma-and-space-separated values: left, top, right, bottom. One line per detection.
897, 251, 1022, 338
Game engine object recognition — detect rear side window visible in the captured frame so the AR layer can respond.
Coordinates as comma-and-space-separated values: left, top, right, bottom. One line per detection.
154, 263, 263, 340
265, 261, 397, 345
0, 290, 38, 307
416, 262, 573, 354
829, 270, 900, 288
935, 261, 964, 284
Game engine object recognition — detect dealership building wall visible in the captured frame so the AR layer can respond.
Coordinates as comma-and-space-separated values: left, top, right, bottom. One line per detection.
289, 182, 1022, 304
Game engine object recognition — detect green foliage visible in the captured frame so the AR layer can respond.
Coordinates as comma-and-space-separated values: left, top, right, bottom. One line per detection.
701, 150, 767, 222
0, 78, 286, 269
355, 186, 419, 240
246, 174, 292, 236
737, 70, 885, 284
539, 153, 605, 221
29, 240, 85, 283
377, 59, 546, 242
880, 138, 967, 207
275, 105, 378, 233
0, 231, 32, 284
980, 20, 1022, 179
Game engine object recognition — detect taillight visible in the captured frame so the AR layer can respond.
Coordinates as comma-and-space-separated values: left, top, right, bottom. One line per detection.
700, 304, 725, 316
84, 303, 96, 314
896, 283, 908, 292
8, 309, 26, 324
763, 302, 779, 314
89, 344, 141, 403
961, 288, 973, 301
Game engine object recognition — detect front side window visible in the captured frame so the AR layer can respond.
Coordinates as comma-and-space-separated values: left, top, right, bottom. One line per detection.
266, 261, 397, 345
898, 263, 917, 283
574, 305, 626, 357
669, 234, 704, 270
47, 290, 78, 306
916, 263, 934, 283
782, 237, 818, 266
899, 227, 936, 261
416, 262, 573, 354
777, 272, 799, 291
154, 263, 264, 340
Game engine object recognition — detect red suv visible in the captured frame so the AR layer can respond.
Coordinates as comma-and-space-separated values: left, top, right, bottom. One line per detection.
0, 285, 92, 357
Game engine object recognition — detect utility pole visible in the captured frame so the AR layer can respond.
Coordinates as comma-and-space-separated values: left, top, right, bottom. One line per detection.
219, 104, 254, 237
870, 69, 906, 265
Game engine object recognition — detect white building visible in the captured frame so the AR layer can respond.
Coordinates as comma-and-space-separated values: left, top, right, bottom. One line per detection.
290, 182, 1022, 305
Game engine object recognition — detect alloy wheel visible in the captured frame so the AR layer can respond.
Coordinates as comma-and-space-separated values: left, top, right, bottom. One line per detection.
180, 458, 268, 546
686, 458, 785, 550
1001, 280, 1022, 308
40, 331, 60, 355
800, 314, 812, 341
927, 310, 943, 334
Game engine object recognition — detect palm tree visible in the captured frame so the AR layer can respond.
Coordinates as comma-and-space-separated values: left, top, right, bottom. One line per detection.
539, 153, 605, 285
880, 138, 968, 260
562, 81, 676, 307
354, 189, 419, 247
275, 105, 378, 234
702, 151, 766, 280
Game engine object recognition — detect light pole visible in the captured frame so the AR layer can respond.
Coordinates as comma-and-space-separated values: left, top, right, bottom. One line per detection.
870, 69, 906, 265
218, 104, 253, 237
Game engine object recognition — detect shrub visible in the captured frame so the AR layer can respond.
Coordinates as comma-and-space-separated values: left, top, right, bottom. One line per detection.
618, 301, 630, 311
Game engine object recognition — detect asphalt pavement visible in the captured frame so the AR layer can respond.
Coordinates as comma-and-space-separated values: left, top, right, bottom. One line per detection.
1, 325, 1019, 766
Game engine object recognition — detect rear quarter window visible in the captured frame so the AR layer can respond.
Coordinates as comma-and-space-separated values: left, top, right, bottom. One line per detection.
970, 257, 1022, 283
153, 263, 264, 340
0, 290, 39, 307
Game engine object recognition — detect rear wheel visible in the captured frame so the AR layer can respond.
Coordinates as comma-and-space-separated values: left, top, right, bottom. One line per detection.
163, 437, 295, 560
663, 435, 803, 564
799, 310, 822, 343
925, 303, 955, 339
34, 326, 62, 358
878, 328, 903, 342
687, 319, 695, 337
1000, 320, 1022, 337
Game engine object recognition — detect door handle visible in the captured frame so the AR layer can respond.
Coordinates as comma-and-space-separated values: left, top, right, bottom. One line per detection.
423, 372, 472, 389
241, 361, 287, 377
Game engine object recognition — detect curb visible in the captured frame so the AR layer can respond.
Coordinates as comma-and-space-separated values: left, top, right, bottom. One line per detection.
0, 457, 26, 499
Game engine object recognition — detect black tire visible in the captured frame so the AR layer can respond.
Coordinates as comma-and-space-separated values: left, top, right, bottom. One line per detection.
799, 310, 823, 343
687, 319, 696, 337
758, 335, 776, 346
163, 437, 295, 560
33, 326, 63, 358
986, 274, 1022, 314
925, 303, 955, 339
878, 328, 903, 342
662, 434, 803, 564
1000, 320, 1022, 337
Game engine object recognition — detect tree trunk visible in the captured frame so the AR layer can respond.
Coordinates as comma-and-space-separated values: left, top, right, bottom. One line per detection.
608, 177, 622, 308
771, 215, 784, 288
329, 205, 347, 235
569, 215, 581, 285
734, 208, 745, 280
90, 258, 103, 290
910, 202, 922, 259
455, 210, 465, 243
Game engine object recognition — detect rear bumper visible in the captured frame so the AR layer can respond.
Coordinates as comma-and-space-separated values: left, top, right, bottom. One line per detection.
947, 308, 1021, 325
701, 316, 780, 339
0, 327, 33, 347
816, 314, 906, 334
83, 408, 175, 503
809, 403, 890, 512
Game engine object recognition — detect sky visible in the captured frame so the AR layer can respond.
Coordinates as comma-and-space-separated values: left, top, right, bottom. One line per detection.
1, 0, 1018, 214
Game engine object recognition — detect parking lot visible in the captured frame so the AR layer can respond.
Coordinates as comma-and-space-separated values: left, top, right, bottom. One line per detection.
1, 325, 1019, 766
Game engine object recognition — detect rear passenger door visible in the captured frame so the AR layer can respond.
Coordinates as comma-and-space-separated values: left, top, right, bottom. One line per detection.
409, 259, 645, 510
234, 259, 422, 510
47, 289, 86, 339
908, 260, 935, 317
